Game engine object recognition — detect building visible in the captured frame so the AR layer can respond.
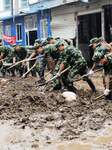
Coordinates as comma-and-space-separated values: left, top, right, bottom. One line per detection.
0, 0, 52, 46
0, 0, 112, 63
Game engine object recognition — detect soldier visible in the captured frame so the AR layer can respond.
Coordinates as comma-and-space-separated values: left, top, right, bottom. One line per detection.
28, 44, 46, 83
44, 39, 60, 72
53, 41, 96, 92
13, 45, 27, 77
34, 39, 42, 46
0, 45, 14, 76
89, 37, 112, 100
47, 37, 55, 45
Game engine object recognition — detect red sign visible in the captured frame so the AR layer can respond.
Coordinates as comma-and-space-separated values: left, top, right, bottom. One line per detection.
3, 35, 16, 44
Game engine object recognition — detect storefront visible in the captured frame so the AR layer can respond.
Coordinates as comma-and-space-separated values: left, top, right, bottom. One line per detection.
2, 10, 51, 46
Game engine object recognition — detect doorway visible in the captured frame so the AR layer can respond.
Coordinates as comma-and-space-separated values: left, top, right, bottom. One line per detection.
104, 5, 112, 42
26, 30, 37, 46
78, 12, 102, 65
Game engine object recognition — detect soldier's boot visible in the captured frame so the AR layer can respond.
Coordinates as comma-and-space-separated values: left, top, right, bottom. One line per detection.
110, 91, 112, 100
66, 82, 77, 93
105, 92, 112, 100
83, 76, 97, 92
1, 67, 6, 77
38, 77, 46, 84
10, 68, 15, 77
19, 66, 25, 77
53, 84, 62, 90
19, 69, 23, 77
106, 91, 112, 100
31, 70, 37, 77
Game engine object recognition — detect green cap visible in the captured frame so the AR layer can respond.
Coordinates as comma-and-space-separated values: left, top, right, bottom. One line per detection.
89, 37, 98, 47
34, 42, 40, 47
34, 44, 42, 50
55, 40, 65, 48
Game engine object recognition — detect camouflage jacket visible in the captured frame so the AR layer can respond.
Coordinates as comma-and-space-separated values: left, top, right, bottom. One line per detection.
0, 46, 14, 59
59, 46, 87, 67
13, 46, 27, 61
44, 44, 60, 60
92, 44, 112, 74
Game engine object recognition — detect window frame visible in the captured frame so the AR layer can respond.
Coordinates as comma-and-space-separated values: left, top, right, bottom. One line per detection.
19, 0, 28, 9
5, 25, 11, 36
4, 0, 11, 10
40, 18, 48, 39
16, 23, 23, 42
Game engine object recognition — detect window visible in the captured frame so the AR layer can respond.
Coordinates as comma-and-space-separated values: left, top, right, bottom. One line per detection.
16, 24, 22, 41
5, 25, 11, 36
40, 19, 48, 39
24, 15, 37, 31
4, 0, 11, 10
19, 0, 28, 8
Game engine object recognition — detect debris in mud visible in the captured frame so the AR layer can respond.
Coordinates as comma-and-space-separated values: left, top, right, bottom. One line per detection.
0, 77, 112, 141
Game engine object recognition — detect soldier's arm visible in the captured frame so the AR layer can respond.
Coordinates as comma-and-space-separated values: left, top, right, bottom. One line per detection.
58, 63, 65, 73
28, 52, 36, 59
101, 41, 112, 52
0, 52, 5, 60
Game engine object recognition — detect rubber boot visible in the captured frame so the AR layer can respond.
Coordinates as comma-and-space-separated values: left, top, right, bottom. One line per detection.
105, 91, 112, 101
83, 76, 96, 92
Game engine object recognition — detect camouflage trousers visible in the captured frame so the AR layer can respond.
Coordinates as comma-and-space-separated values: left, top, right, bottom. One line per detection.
30, 56, 47, 79
53, 63, 96, 92
0, 57, 14, 76
53, 63, 86, 88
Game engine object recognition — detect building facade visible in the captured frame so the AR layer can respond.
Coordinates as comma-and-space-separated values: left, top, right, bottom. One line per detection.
50, 0, 112, 62
0, 0, 112, 57
0, 0, 52, 46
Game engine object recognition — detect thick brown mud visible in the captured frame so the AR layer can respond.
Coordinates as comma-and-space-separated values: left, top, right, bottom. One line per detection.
0, 74, 112, 149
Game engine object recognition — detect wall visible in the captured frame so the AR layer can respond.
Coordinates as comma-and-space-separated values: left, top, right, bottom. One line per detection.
3, 16, 25, 45
2, 10, 51, 46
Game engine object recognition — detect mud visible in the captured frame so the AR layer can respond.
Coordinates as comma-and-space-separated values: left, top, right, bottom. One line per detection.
0, 74, 112, 149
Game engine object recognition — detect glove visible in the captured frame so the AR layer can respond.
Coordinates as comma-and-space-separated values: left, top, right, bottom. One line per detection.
104, 89, 110, 96
88, 70, 94, 76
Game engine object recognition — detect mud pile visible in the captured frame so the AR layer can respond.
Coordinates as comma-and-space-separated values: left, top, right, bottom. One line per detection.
0, 77, 112, 140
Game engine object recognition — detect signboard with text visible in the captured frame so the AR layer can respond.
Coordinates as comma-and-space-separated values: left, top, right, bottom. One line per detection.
3, 35, 16, 45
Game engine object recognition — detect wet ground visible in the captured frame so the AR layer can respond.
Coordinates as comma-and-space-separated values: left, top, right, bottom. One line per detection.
0, 73, 112, 150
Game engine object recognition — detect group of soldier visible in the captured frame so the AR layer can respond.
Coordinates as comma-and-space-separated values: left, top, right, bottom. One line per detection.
0, 36, 112, 100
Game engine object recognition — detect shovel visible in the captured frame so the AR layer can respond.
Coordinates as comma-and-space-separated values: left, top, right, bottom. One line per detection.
7, 56, 43, 70
74, 68, 103, 82
94, 79, 112, 100
38, 66, 70, 86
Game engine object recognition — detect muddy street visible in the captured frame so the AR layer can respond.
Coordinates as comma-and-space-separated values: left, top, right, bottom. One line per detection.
0, 73, 112, 150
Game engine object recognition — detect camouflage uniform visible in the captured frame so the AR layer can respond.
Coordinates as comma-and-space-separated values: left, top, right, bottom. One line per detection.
53, 45, 96, 92
13, 46, 27, 76
92, 44, 112, 99
44, 44, 60, 71
0, 46, 14, 76
30, 47, 47, 81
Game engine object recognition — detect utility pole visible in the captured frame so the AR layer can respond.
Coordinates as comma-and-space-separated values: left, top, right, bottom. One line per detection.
11, 0, 15, 23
